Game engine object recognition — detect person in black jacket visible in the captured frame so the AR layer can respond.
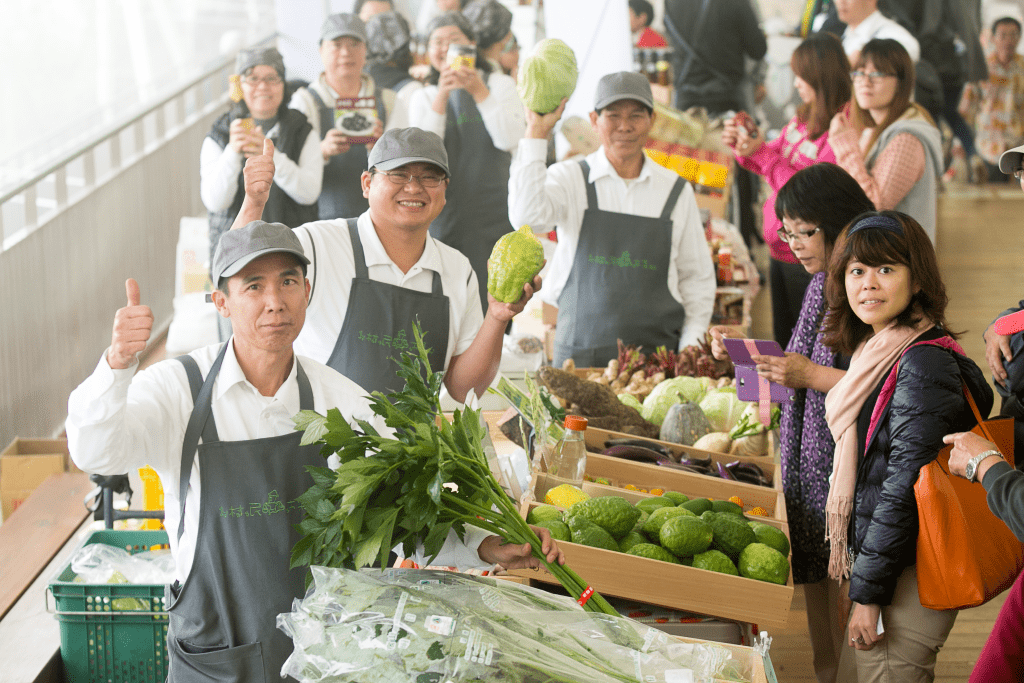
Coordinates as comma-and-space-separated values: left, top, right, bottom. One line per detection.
819, 210, 993, 682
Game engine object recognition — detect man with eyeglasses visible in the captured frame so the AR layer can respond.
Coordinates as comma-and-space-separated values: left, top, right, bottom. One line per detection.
834, 0, 919, 63
289, 14, 388, 221
201, 46, 323, 341
232, 127, 538, 402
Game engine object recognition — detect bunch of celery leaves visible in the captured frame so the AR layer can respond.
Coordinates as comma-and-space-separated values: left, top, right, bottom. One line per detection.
291, 323, 614, 615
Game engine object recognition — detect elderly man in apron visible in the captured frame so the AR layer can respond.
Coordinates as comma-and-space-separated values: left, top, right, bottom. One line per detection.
67, 222, 559, 682
231, 128, 540, 403
509, 72, 716, 367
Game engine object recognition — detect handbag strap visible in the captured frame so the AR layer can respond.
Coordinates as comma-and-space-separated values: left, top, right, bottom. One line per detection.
960, 379, 995, 443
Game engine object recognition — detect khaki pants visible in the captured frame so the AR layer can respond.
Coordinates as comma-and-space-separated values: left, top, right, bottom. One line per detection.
804, 577, 847, 683
838, 565, 958, 683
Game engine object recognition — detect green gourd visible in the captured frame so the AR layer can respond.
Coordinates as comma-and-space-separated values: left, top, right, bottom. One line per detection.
487, 225, 545, 303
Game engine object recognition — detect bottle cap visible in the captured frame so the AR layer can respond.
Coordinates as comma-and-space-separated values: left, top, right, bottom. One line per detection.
564, 415, 588, 431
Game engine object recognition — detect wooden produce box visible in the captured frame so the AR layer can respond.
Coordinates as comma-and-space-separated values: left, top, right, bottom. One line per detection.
585, 426, 781, 492
672, 636, 777, 683
512, 473, 794, 629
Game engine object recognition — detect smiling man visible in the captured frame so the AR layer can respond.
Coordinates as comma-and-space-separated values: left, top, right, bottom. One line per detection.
232, 127, 538, 401
509, 71, 715, 367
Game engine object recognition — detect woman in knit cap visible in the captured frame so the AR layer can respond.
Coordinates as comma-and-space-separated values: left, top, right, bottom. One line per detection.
463, 0, 520, 79
365, 10, 423, 131
200, 46, 321, 341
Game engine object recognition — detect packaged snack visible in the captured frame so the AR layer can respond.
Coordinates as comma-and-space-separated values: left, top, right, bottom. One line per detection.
447, 43, 476, 71
334, 97, 379, 143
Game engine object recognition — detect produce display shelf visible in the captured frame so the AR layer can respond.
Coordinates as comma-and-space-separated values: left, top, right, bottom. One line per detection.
48, 529, 170, 683
512, 472, 794, 629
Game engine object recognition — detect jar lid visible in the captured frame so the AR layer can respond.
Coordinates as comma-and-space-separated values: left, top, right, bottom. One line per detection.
564, 415, 588, 431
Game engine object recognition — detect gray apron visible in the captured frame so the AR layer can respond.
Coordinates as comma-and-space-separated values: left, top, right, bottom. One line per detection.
326, 219, 451, 394
554, 160, 687, 367
165, 344, 321, 682
428, 80, 514, 314
310, 88, 387, 221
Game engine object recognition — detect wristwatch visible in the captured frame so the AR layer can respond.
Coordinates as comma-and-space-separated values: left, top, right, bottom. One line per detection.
965, 449, 1002, 482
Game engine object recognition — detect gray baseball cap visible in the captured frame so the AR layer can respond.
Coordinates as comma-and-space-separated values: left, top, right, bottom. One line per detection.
594, 71, 654, 111
366, 11, 411, 63
367, 127, 450, 176
236, 46, 286, 79
999, 144, 1024, 175
212, 221, 310, 284
320, 13, 367, 43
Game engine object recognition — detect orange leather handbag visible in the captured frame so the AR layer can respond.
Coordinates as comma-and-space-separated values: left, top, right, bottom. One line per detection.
914, 383, 1024, 610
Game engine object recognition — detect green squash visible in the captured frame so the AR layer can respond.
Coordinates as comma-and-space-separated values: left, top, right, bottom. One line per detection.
487, 225, 545, 303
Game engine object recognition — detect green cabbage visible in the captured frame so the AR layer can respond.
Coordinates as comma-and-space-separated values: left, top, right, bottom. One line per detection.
618, 393, 643, 411
698, 389, 748, 433
517, 38, 578, 114
641, 376, 707, 426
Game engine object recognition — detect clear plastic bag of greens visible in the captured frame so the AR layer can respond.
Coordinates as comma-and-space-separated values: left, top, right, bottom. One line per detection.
278, 567, 757, 683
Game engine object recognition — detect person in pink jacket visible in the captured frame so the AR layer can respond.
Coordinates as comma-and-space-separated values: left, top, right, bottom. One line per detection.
723, 33, 851, 347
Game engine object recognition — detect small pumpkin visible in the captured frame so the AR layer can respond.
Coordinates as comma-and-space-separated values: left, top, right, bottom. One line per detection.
659, 401, 712, 446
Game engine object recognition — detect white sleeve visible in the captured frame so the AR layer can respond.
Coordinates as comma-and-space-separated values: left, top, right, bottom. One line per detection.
272, 128, 323, 205
289, 88, 321, 139
200, 136, 243, 212
475, 73, 526, 152
402, 525, 493, 570
671, 184, 716, 349
508, 139, 575, 230
408, 85, 447, 139
66, 354, 188, 477
384, 81, 423, 131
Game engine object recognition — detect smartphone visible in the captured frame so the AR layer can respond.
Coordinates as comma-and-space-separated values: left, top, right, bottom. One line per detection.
733, 111, 759, 139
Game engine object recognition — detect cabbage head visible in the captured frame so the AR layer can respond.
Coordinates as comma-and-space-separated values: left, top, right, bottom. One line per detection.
698, 389, 748, 433
618, 394, 643, 412
641, 376, 707, 426
517, 38, 578, 114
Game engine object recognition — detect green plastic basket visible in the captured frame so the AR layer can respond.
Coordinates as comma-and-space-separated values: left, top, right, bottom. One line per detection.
48, 530, 170, 683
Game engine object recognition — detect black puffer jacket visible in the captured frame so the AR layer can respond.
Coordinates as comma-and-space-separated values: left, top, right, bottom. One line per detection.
849, 327, 994, 606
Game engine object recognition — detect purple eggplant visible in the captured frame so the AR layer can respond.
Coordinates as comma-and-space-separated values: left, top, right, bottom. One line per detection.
716, 461, 737, 480
678, 455, 713, 469
657, 461, 709, 474
601, 445, 673, 464
604, 438, 673, 457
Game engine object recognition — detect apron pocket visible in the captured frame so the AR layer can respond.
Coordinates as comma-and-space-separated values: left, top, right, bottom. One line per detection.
169, 637, 265, 683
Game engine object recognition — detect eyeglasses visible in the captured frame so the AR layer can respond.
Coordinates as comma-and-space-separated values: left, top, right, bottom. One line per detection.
850, 70, 895, 82
500, 34, 519, 55
374, 170, 447, 188
1014, 168, 1024, 180
777, 225, 822, 244
243, 74, 283, 87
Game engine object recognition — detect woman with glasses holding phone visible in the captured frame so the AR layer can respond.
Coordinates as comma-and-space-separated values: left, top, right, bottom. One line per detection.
722, 33, 851, 348
830, 38, 944, 243
201, 47, 322, 340
711, 163, 874, 683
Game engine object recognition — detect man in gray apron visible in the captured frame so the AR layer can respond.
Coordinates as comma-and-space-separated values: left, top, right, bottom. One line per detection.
509, 72, 716, 367
289, 14, 387, 220
67, 221, 559, 682
231, 128, 541, 403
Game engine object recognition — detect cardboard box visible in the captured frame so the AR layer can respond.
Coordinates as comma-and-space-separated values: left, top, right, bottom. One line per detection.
512, 472, 793, 628
1, 438, 77, 520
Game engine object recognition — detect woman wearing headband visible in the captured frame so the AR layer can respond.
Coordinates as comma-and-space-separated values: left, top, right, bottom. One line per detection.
820, 210, 993, 681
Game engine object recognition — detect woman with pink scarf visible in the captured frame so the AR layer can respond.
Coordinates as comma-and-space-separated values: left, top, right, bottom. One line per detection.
819, 211, 993, 682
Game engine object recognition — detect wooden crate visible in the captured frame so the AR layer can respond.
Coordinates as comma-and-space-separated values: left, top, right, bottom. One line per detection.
515, 472, 793, 628
674, 636, 776, 683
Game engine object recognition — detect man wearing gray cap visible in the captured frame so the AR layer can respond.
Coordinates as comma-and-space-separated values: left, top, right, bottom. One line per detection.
66, 220, 553, 681
290, 13, 387, 220
233, 127, 538, 402
509, 71, 715, 367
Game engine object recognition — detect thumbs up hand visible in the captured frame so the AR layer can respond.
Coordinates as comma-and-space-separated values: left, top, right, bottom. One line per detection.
108, 278, 154, 370
242, 137, 276, 207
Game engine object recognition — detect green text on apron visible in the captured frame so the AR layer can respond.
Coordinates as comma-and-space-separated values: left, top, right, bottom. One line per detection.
165, 344, 322, 683
326, 219, 451, 395
427, 80, 514, 315
554, 160, 687, 367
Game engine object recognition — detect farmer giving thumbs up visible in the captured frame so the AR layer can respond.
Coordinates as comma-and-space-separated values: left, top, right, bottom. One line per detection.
107, 278, 154, 370
229, 137, 275, 231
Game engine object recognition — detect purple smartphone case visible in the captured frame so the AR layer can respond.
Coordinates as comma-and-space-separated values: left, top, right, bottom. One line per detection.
722, 338, 795, 403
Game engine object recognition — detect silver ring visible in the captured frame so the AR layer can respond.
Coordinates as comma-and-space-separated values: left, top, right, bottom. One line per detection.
855, 636, 865, 644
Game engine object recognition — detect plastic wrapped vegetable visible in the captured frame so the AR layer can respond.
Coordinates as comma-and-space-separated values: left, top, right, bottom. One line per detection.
488, 225, 545, 303
517, 38, 579, 114
279, 567, 757, 683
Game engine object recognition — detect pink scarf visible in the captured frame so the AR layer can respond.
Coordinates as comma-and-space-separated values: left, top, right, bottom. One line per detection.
823, 317, 934, 580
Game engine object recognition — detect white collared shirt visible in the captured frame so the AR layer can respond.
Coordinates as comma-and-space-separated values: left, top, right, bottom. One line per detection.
67, 342, 492, 580
842, 10, 920, 62
508, 141, 716, 349
292, 211, 483, 369
408, 71, 526, 152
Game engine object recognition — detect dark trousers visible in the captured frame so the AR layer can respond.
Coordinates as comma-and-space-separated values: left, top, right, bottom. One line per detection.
769, 258, 813, 348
